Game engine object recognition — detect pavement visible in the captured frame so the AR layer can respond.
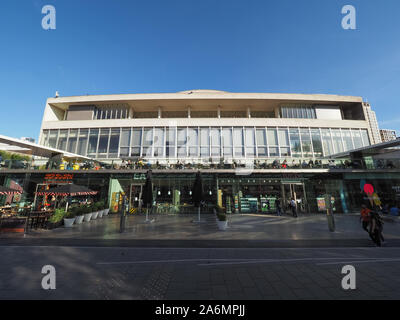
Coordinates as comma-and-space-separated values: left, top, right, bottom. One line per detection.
1, 212, 399, 248
1, 213, 400, 300
1, 246, 400, 300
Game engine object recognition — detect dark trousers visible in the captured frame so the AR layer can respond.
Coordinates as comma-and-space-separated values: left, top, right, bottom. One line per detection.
291, 207, 297, 217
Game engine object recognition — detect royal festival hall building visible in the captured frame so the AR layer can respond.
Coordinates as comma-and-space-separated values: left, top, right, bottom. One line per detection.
1, 90, 400, 215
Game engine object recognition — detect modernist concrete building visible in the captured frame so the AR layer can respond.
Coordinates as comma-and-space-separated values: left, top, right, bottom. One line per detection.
2, 90, 398, 216
39, 90, 374, 162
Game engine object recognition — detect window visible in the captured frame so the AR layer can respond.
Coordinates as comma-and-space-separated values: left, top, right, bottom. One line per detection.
109, 129, 120, 158
120, 128, 131, 157
57, 130, 68, 151
331, 129, 344, 154
200, 128, 209, 157
361, 129, 370, 147
67, 129, 78, 153
256, 128, 267, 156
341, 129, 353, 151
142, 128, 153, 157
352, 129, 363, 149
210, 127, 221, 157
245, 128, 255, 157
281, 106, 316, 119
166, 128, 176, 158
222, 128, 232, 156
311, 129, 323, 157
289, 128, 301, 157
233, 128, 244, 157
98, 128, 110, 156
321, 129, 334, 156
48, 130, 58, 148
267, 128, 279, 157
187, 128, 198, 157
300, 128, 313, 157
77, 129, 88, 156
41, 130, 49, 146
278, 128, 290, 157
153, 128, 165, 157
88, 129, 99, 157
177, 128, 187, 157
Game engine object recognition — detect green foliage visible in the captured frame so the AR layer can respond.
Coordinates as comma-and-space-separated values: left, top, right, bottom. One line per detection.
0, 150, 30, 161
49, 208, 66, 223
217, 213, 227, 221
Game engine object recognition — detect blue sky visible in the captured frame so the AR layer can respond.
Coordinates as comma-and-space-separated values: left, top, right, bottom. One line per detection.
0, 0, 399, 140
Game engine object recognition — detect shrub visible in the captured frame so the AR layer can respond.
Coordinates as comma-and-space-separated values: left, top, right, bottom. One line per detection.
49, 208, 66, 223
217, 213, 227, 221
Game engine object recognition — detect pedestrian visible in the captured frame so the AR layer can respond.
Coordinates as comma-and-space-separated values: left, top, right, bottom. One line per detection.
369, 209, 385, 247
360, 204, 371, 233
276, 198, 282, 216
290, 198, 297, 217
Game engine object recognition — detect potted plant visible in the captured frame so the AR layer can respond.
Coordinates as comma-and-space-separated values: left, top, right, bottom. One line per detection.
83, 205, 93, 222
74, 206, 84, 225
216, 208, 228, 231
103, 201, 110, 216
63, 209, 76, 228
95, 202, 103, 218
91, 203, 99, 220
47, 208, 66, 229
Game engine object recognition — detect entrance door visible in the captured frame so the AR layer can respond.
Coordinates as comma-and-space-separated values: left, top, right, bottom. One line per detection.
129, 184, 143, 212
282, 183, 307, 213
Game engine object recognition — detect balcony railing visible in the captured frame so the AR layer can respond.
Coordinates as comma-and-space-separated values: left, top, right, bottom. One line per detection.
0, 158, 399, 172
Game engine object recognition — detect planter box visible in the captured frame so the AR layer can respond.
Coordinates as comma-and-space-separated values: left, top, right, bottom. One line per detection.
75, 215, 84, 225
98, 211, 103, 218
91, 211, 99, 220
0, 217, 27, 233
84, 213, 92, 222
104, 209, 110, 216
47, 220, 63, 230
217, 220, 228, 231
63, 218, 75, 228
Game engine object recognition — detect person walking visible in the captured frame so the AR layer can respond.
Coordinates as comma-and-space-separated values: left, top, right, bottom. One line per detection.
276, 198, 282, 216
360, 204, 371, 233
370, 209, 385, 246
290, 198, 297, 218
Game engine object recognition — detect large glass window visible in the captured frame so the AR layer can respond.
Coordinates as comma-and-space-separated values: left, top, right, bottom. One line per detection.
57, 130, 68, 151
331, 129, 344, 154
77, 129, 88, 156
352, 129, 363, 149
48, 130, 58, 149
289, 128, 301, 157
267, 128, 279, 157
245, 128, 255, 157
98, 128, 110, 156
281, 106, 316, 119
256, 128, 267, 156
210, 127, 221, 157
166, 128, 176, 158
177, 128, 187, 157
187, 128, 198, 157
278, 128, 290, 157
67, 129, 78, 153
88, 129, 99, 157
142, 128, 153, 157
300, 128, 312, 157
41, 130, 49, 146
361, 129, 370, 147
341, 129, 354, 151
153, 128, 165, 157
222, 128, 232, 157
321, 129, 334, 156
233, 128, 244, 157
200, 128, 209, 157
120, 128, 131, 157
311, 129, 323, 157
109, 128, 120, 158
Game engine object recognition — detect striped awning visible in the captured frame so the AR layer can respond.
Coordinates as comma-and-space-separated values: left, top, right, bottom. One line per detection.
0, 186, 23, 195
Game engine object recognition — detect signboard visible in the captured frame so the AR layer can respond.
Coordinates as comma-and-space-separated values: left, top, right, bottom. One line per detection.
44, 173, 73, 184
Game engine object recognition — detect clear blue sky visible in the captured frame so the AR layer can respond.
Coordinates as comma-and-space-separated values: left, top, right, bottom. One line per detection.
0, 0, 399, 140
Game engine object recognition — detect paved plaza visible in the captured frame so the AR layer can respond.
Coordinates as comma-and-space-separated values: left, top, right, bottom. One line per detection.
1, 213, 400, 300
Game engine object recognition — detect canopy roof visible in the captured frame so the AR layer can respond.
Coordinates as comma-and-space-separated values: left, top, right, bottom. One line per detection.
0, 134, 92, 160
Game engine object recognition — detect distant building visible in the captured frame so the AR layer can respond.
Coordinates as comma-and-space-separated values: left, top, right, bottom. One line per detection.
380, 129, 397, 142
20, 137, 35, 143
363, 103, 381, 144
